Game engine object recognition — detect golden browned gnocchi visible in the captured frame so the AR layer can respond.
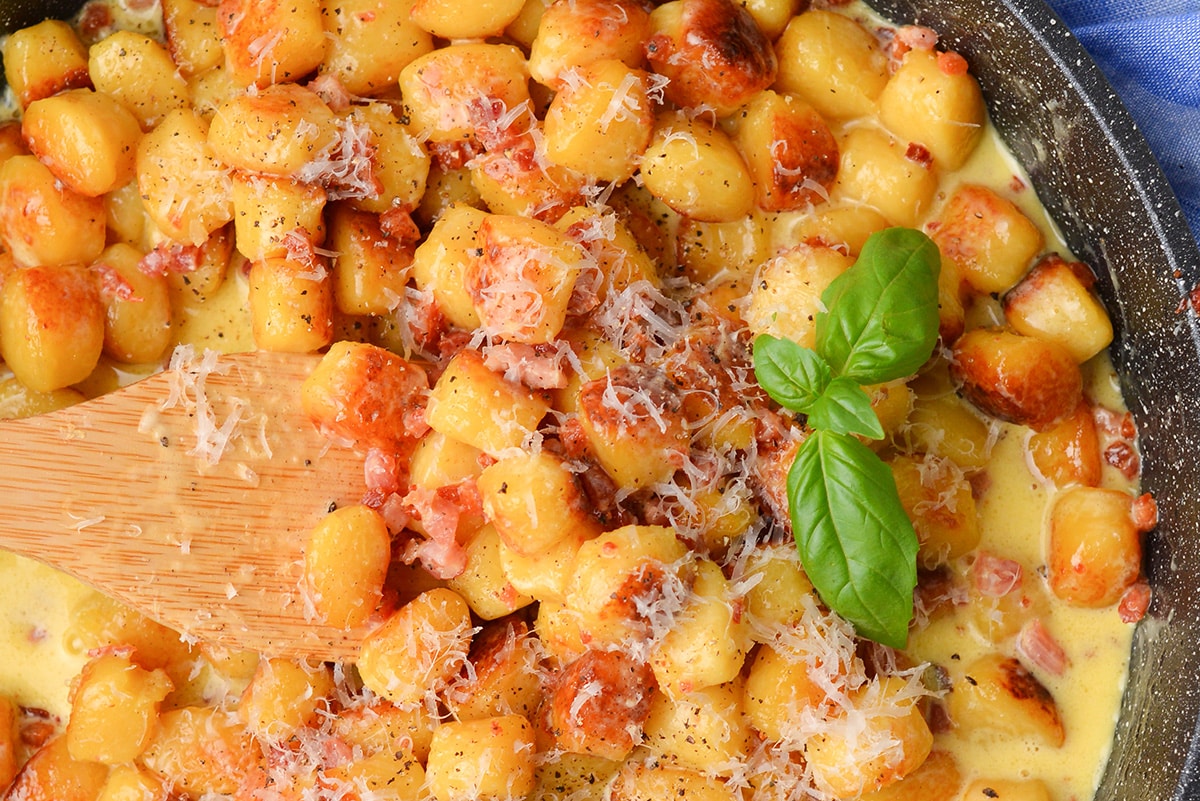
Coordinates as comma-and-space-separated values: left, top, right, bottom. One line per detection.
0, 3, 1150, 801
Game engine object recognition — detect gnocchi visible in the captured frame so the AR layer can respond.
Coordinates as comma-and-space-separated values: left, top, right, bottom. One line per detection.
0, 4, 1149, 801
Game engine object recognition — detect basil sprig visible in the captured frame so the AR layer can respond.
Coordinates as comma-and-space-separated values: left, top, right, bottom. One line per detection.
752, 228, 940, 648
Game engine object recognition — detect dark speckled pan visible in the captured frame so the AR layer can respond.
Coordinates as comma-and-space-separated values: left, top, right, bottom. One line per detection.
868, 0, 1200, 798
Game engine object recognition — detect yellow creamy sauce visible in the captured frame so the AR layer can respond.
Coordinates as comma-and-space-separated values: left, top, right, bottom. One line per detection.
909, 393, 1134, 799
902, 122, 1136, 799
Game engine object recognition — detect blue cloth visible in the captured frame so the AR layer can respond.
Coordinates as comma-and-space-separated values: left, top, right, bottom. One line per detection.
1045, 0, 1200, 243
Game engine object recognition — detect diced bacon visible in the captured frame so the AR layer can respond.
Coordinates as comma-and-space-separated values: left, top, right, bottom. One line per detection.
296, 117, 382, 201
554, 417, 631, 528
92, 263, 142, 302
1093, 406, 1136, 438
361, 490, 411, 533
467, 96, 533, 154
402, 486, 454, 535
364, 448, 404, 495
449, 480, 483, 521
541, 649, 655, 761
888, 24, 939, 65
896, 24, 939, 51
380, 208, 422, 245
280, 228, 330, 278
390, 289, 469, 366
937, 51, 970, 76
1017, 618, 1069, 676
401, 484, 480, 579
404, 534, 467, 581
905, 142, 933, 167
77, 2, 114, 39
325, 736, 356, 769
427, 139, 485, 171
1179, 285, 1200, 316
972, 551, 1024, 597
1103, 441, 1140, 480
403, 405, 429, 441
308, 74, 352, 112
566, 261, 604, 317
1132, 493, 1158, 532
139, 241, 204, 277
1118, 581, 1152, 623
482, 341, 570, 390
913, 567, 968, 625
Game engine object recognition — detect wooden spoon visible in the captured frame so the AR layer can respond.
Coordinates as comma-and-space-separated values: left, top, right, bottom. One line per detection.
0, 349, 370, 662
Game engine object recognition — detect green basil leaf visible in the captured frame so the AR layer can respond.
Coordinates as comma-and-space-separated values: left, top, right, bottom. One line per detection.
752, 334, 832, 414
816, 228, 941, 384
787, 430, 918, 648
806, 377, 885, 439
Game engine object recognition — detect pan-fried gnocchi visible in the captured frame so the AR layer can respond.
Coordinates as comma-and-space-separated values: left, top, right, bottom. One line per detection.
0, 1, 1151, 801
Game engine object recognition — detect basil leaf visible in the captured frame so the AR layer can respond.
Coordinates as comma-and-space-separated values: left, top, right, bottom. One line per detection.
806, 377, 885, 439
752, 335, 832, 414
787, 430, 918, 649
817, 228, 941, 384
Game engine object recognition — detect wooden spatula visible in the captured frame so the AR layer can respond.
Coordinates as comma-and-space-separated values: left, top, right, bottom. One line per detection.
0, 349, 369, 662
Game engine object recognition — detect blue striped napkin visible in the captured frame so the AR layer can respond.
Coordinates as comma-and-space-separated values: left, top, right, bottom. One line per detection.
1045, 0, 1200, 242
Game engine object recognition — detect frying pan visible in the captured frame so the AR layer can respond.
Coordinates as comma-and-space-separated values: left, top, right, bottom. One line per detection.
2, 0, 1199, 797
867, 0, 1200, 798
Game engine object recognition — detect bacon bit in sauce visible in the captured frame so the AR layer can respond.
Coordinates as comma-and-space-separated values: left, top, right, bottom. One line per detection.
972, 551, 1024, 597
298, 118, 382, 201
914, 567, 968, 623
399, 288, 449, 355
380, 208, 422, 245
400, 484, 479, 579
905, 142, 934, 168
280, 228, 330, 276
1009, 175, 1027, 193
468, 96, 532, 154
20, 709, 56, 749
77, 2, 113, 40
307, 74, 352, 112
937, 51, 970, 76
897, 24, 940, 51
363, 448, 404, 495
92, 263, 142, 303
554, 418, 632, 528
1132, 492, 1158, 532
1017, 618, 1070, 676
482, 341, 570, 390
887, 24, 939, 64
426, 139, 485, 171
371, 491, 411, 533
1104, 441, 1140, 480
1093, 406, 1136, 439
1118, 581, 1152, 623
139, 241, 204, 277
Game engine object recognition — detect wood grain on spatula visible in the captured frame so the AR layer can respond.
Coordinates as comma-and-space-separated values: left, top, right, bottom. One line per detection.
0, 350, 367, 662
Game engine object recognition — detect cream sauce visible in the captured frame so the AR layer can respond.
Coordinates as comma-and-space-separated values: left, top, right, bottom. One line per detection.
908, 382, 1135, 799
